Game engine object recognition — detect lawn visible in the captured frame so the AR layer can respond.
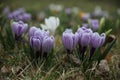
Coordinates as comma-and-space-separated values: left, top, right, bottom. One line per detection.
0, 0, 120, 80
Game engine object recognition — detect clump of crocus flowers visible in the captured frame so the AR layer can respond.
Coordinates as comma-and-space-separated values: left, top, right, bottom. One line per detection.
11, 14, 106, 63
8, 8, 31, 22
62, 26, 106, 60
29, 26, 54, 59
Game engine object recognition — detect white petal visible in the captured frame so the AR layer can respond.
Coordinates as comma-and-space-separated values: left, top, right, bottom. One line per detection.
45, 18, 53, 28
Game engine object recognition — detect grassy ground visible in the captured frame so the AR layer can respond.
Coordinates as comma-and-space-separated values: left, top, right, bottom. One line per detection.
0, 0, 120, 80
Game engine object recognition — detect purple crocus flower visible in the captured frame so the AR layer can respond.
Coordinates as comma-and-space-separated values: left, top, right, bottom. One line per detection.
77, 27, 93, 47
90, 32, 106, 48
12, 10, 23, 21
80, 29, 93, 47
29, 29, 44, 51
77, 27, 93, 60
11, 21, 28, 40
77, 27, 86, 46
62, 29, 78, 54
23, 13, 31, 21
90, 19, 99, 31
30, 36, 42, 51
42, 36, 54, 57
12, 8, 25, 17
89, 32, 106, 59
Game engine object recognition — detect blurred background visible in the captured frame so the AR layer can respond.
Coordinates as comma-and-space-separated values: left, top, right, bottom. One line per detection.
1, 0, 120, 12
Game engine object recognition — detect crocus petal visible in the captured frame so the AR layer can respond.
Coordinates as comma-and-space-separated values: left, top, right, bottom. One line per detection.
62, 33, 73, 51
42, 36, 54, 53
21, 23, 28, 34
62, 29, 77, 52
11, 22, 18, 35
29, 26, 38, 37
30, 37, 42, 51
81, 33, 91, 47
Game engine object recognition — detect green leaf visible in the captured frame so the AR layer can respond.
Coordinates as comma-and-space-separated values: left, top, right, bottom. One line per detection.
99, 37, 116, 61
105, 29, 112, 36
99, 17, 105, 32
91, 47, 101, 61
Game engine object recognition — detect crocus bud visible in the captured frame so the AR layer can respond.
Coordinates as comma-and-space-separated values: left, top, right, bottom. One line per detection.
77, 27, 93, 47
42, 36, 54, 56
30, 36, 42, 51
62, 29, 78, 54
77, 27, 93, 60
77, 27, 86, 45
90, 32, 106, 60
90, 32, 106, 48
11, 21, 28, 40
80, 29, 93, 47
90, 19, 99, 31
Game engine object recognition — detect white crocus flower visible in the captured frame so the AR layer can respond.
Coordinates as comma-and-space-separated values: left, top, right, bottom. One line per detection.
40, 16, 60, 34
